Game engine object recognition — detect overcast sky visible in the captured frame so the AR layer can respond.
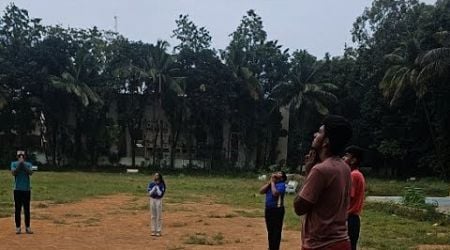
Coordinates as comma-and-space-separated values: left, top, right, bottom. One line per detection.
0, 0, 437, 57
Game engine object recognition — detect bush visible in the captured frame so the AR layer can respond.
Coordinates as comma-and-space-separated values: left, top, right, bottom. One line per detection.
402, 186, 426, 207
365, 201, 449, 225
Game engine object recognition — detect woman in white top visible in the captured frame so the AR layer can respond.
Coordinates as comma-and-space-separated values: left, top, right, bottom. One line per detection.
147, 173, 166, 236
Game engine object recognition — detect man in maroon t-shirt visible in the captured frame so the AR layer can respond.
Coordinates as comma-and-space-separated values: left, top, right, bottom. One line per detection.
294, 115, 353, 250
343, 146, 365, 250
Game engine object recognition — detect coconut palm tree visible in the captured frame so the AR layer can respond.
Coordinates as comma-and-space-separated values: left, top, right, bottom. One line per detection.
0, 84, 9, 109
271, 68, 338, 115
379, 38, 422, 106
417, 35, 450, 93
48, 51, 103, 166
379, 34, 450, 178
49, 52, 103, 107
142, 40, 185, 167
226, 47, 262, 101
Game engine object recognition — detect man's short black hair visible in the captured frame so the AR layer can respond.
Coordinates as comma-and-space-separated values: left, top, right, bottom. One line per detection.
322, 115, 352, 155
344, 145, 364, 162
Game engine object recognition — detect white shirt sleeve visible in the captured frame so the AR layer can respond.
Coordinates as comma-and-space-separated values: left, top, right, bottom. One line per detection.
155, 185, 162, 196
149, 185, 158, 195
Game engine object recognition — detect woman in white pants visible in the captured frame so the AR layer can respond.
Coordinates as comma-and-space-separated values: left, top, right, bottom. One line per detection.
147, 173, 166, 236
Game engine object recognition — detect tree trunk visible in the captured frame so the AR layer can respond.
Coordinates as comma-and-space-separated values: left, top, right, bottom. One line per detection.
170, 126, 180, 169
159, 121, 164, 167
152, 124, 160, 167
421, 100, 445, 176
52, 122, 58, 167
131, 139, 136, 168
188, 130, 194, 167
74, 119, 82, 167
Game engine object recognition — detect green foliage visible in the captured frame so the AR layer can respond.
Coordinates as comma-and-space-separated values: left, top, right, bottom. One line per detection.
377, 139, 406, 159
184, 232, 224, 245
366, 178, 449, 196
172, 14, 212, 53
365, 201, 449, 224
403, 186, 426, 207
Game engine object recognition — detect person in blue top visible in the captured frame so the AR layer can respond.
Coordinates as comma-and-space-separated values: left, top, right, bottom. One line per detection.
11, 150, 34, 234
147, 172, 166, 237
259, 171, 287, 250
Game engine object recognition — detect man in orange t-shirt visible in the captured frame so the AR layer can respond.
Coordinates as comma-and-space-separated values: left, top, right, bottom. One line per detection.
343, 146, 365, 250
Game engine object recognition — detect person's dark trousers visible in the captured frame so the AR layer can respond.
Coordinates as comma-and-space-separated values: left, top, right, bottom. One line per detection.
265, 206, 285, 250
14, 190, 31, 228
348, 213, 360, 250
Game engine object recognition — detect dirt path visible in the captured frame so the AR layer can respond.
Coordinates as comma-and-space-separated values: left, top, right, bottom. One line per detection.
0, 194, 301, 249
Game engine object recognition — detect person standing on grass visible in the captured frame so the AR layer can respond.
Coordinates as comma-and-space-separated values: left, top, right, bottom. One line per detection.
294, 115, 353, 250
11, 150, 34, 234
147, 172, 166, 237
343, 146, 366, 250
259, 171, 287, 250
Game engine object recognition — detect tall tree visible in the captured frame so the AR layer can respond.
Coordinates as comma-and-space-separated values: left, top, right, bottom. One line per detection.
172, 14, 212, 53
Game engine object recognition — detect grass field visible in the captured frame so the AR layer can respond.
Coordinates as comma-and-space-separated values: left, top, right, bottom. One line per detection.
365, 178, 449, 197
0, 170, 449, 249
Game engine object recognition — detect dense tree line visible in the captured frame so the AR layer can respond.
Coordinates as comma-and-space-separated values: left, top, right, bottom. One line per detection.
0, 1, 449, 178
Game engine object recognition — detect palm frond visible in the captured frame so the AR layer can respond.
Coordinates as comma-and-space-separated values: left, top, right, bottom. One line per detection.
319, 83, 338, 91
292, 93, 304, 110
309, 89, 338, 104
420, 48, 450, 67
384, 53, 405, 64
380, 65, 408, 101
50, 71, 103, 107
313, 100, 329, 115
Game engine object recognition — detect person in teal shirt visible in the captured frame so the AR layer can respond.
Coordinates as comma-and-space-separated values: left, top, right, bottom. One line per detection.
11, 150, 34, 234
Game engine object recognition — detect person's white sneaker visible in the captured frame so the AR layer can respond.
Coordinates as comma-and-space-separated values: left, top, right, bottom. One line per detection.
156, 232, 161, 237
15, 227, 21, 234
25, 227, 33, 234
151, 232, 156, 236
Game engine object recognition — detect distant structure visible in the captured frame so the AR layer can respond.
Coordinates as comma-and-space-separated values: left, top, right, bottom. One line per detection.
114, 16, 118, 33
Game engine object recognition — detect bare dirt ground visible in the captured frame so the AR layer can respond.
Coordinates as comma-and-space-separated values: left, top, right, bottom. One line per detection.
2, 195, 449, 249
0, 194, 301, 249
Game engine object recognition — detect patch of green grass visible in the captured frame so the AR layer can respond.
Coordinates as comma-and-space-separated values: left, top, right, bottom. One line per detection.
234, 209, 263, 218
120, 202, 148, 211
360, 209, 450, 249
81, 217, 101, 226
212, 232, 224, 242
64, 213, 82, 218
365, 201, 449, 224
34, 213, 52, 220
35, 202, 49, 208
207, 213, 237, 218
0, 201, 12, 217
165, 205, 193, 212
167, 246, 185, 250
0, 171, 149, 210
366, 178, 449, 196
183, 232, 225, 245
284, 194, 301, 230
53, 219, 67, 224
170, 222, 188, 228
